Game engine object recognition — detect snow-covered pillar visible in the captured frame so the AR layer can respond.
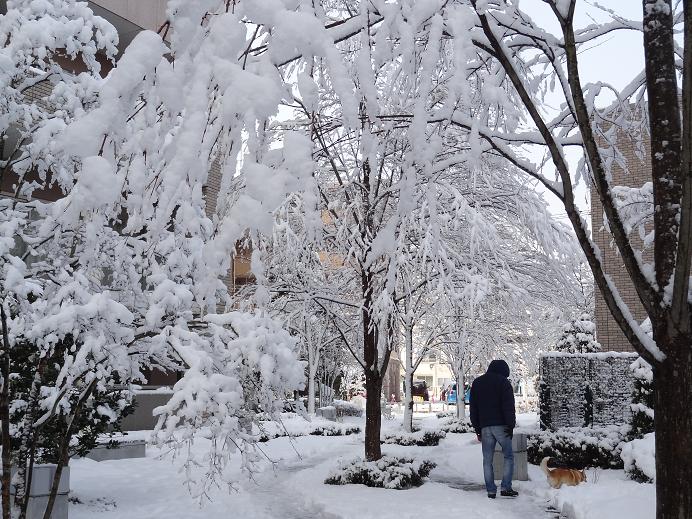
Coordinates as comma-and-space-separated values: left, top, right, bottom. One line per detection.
307, 345, 319, 415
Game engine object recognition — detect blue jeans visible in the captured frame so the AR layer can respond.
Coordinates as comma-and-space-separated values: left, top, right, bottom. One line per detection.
481, 425, 514, 494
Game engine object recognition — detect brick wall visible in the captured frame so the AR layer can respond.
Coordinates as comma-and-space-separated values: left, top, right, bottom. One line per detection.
590, 130, 650, 352
203, 160, 242, 295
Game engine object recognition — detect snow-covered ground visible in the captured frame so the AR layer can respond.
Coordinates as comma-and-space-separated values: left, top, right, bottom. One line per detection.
68, 412, 654, 519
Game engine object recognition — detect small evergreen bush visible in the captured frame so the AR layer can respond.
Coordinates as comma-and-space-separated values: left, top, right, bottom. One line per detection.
325, 456, 436, 489
626, 465, 653, 484
258, 423, 360, 442
382, 430, 446, 446
621, 433, 655, 483
628, 358, 654, 440
621, 358, 655, 483
439, 418, 474, 434
555, 313, 602, 354
527, 426, 629, 469
10, 337, 134, 463
310, 424, 361, 436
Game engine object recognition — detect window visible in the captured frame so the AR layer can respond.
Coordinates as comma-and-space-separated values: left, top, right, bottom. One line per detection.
415, 376, 433, 387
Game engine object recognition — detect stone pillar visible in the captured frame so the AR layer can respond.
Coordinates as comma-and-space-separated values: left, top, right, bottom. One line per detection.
492, 433, 528, 481
11, 464, 70, 519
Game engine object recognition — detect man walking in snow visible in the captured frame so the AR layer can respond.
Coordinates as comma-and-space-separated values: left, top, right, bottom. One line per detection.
469, 359, 518, 499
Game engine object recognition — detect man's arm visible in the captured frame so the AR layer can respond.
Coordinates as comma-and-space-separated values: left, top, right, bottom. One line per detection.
502, 380, 516, 429
469, 383, 480, 434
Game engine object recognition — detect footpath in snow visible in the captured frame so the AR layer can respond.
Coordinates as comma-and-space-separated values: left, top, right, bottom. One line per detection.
68, 412, 654, 519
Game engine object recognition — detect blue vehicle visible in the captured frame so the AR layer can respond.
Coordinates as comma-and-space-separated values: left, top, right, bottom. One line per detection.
446, 384, 470, 405
447, 385, 457, 404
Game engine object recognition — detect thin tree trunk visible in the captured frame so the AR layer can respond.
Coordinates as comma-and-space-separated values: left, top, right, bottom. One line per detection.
42, 381, 95, 519
364, 373, 383, 461
1, 304, 12, 519
403, 321, 413, 433
18, 439, 36, 519
361, 264, 385, 461
307, 348, 318, 415
307, 371, 316, 415
456, 360, 466, 421
653, 346, 692, 519
16, 359, 45, 519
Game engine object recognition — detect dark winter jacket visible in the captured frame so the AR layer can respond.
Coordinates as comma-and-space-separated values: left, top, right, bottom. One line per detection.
469, 360, 516, 434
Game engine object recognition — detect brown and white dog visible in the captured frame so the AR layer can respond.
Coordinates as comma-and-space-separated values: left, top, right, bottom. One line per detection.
540, 457, 587, 489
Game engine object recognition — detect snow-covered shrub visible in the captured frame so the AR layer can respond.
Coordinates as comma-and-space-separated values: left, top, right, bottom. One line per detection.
154, 312, 304, 449
527, 426, 629, 469
311, 424, 361, 437
621, 433, 655, 483
555, 313, 602, 354
333, 399, 363, 418
325, 456, 436, 489
382, 430, 446, 446
9, 338, 135, 463
258, 420, 360, 442
628, 358, 654, 440
439, 418, 475, 434
436, 411, 455, 419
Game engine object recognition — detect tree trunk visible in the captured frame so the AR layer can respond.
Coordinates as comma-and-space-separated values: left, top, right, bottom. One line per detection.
403, 322, 414, 433
364, 373, 383, 461
1, 304, 12, 519
360, 265, 386, 461
18, 439, 36, 519
456, 361, 466, 421
653, 346, 692, 519
42, 381, 95, 519
307, 349, 318, 415
16, 359, 45, 519
307, 372, 316, 415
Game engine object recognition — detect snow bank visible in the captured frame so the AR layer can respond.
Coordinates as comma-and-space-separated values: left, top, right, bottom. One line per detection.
547, 473, 655, 519
621, 433, 655, 483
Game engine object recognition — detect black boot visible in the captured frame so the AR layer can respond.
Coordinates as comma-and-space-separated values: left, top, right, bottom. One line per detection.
500, 489, 519, 497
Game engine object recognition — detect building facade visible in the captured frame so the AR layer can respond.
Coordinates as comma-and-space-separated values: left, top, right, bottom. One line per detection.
402, 350, 455, 401
590, 130, 650, 353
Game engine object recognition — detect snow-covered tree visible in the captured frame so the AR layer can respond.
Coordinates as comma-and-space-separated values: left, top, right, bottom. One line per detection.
0, 1, 311, 514
245, 0, 579, 457
452, 2, 690, 514
555, 313, 602, 354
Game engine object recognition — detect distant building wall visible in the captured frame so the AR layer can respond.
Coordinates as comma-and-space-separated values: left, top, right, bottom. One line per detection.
383, 351, 401, 402
90, 0, 168, 33
590, 130, 650, 352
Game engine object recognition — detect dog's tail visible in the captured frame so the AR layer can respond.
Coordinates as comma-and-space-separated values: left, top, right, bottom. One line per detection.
540, 457, 553, 475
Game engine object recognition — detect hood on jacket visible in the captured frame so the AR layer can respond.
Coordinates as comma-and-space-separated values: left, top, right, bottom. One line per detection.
487, 359, 510, 378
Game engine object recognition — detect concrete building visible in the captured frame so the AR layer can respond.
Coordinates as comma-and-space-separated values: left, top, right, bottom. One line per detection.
89, 0, 168, 36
